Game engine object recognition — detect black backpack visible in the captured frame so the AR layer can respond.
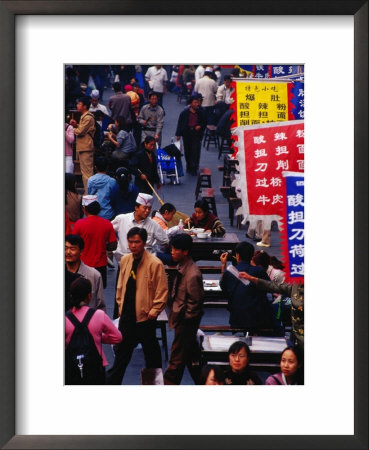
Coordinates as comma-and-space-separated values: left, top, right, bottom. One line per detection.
65, 308, 104, 385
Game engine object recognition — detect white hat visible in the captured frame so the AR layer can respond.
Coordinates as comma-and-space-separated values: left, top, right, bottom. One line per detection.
205, 66, 213, 72
91, 89, 100, 99
136, 193, 153, 207
82, 194, 98, 206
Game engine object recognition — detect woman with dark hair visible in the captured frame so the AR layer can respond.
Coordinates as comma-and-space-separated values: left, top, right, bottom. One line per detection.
200, 364, 225, 385
153, 203, 182, 265
251, 250, 270, 271
129, 136, 162, 194
107, 116, 137, 170
65, 173, 83, 230
185, 199, 225, 237
152, 203, 176, 230
224, 341, 261, 385
65, 277, 122, 384
265, 346, 304, 385
110, 166, 139, 216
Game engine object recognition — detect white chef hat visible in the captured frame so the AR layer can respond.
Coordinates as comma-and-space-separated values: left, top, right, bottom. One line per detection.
91, 89, 100, 99
136, 193, 153, 207
205, 66, 213, 72
82, 194, 98, 206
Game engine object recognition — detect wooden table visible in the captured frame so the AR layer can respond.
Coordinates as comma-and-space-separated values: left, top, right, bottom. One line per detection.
190, 232, 240, 261
201, 333, 287, 371
203, 279, 228, 307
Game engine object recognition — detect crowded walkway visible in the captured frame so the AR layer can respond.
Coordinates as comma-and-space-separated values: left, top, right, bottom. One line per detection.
65, 65, 304, 385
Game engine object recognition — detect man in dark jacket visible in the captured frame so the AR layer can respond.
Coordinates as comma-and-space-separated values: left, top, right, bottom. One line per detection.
220, 241, 273, 332
238, 272, 304, 348
175, 95, 206, 176
164, 234, 204, 385
108, 82, 132, 124
129, 136, 162, 194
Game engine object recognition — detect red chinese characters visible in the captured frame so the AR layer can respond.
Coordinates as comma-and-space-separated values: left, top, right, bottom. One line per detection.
243, 122, 304, 216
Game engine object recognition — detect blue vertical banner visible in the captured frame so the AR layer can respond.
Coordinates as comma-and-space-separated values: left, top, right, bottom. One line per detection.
281, 173, 304, 284
290, 81, 305, 120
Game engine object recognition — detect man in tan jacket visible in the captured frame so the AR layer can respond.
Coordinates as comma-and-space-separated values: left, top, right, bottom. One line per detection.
106, 227, 168, 384
70, 96, 95, 193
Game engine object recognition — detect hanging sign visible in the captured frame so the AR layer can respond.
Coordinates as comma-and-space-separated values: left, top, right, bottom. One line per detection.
281, 172, 305, 283
231, 80, 293, 127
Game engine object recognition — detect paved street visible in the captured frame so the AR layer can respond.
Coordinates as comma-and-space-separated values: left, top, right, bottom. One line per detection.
98, 74, 282, 384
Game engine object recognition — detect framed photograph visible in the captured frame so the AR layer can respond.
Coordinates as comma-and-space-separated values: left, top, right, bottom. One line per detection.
1, 1, 367, 449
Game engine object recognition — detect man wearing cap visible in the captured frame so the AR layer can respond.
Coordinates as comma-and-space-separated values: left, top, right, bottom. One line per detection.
106, 227, 168, 384
111, 193, 169, 265
175, 96, 206, 176
65, 234, 106, 311
69, 96, 96, 193
137, 92, 164, 145
73, 196, 117, 288
89, 89, 110, 116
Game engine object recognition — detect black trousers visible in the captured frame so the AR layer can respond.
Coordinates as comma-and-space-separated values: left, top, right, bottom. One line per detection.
95, 265, 107, 288
182, 130, 202, 175
164, 317, 202, 385
106, 319, 162, 385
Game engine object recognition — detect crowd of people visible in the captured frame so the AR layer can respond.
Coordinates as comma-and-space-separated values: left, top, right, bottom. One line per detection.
65, 64, 236, 190
65, 64, 304, 385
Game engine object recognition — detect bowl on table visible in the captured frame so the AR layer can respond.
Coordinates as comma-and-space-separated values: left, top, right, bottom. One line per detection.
192, 228, 205, 235
197, 232, 209, 239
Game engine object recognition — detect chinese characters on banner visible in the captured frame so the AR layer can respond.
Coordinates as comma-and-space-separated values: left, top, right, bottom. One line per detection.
230, 120, 304, 281
237, 65, 304, 79
231, 81, 292, 127
271, 65, 303, 77
281, 173, 304, 283
290, 81, 305, 120
243, 121, 304, 216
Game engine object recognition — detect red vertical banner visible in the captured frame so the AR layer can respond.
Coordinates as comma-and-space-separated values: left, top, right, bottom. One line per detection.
243, 122, 304, 216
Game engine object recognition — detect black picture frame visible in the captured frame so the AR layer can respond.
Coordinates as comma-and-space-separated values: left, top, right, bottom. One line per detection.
0, 1, 367, 449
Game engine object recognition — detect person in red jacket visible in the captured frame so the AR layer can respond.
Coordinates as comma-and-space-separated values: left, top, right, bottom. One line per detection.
73, 195, 117, 288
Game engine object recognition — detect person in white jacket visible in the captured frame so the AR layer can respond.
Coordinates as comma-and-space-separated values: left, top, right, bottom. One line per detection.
194, 71, 218, 107
195, 64, 205, 82
194, 71, 218, 120
216, 75, 234, 104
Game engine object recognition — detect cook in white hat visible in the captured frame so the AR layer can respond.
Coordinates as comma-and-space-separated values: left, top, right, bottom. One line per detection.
82, 194, 98, 206
136, 193, 154, 207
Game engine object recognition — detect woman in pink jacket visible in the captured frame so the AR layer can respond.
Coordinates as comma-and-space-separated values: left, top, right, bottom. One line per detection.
265, 346, 304, 385
65, 277, 122, 384
65, 121, 75, 174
